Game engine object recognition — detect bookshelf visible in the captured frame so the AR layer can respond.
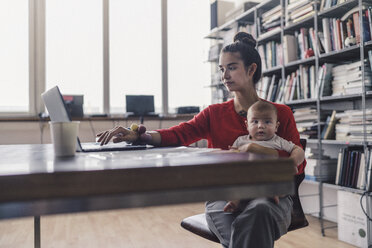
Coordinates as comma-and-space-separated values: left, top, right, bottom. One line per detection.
206, 0, 372, 244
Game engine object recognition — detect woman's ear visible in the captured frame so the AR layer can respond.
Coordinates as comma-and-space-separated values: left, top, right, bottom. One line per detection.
247, 63, 257, 77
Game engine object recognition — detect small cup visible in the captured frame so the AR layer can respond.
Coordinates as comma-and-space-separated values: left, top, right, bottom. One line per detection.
49, 121, 80, 157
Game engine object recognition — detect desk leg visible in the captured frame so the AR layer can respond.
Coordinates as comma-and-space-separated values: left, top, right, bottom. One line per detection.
34, 216, 40, 248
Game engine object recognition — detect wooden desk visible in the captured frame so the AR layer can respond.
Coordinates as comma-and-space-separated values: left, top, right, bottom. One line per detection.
0, 144, 295, 218
0, 144, 295, 247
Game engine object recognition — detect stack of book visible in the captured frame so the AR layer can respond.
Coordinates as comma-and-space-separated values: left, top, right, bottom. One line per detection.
286, 0, 315, 25
305, 148, 338, 182
256, 75, 283, 102
258, 41, 283, 71
320, 4, 372, 53
331, 60, 372, 96
283, 27, 319, 62
293, 107, 321, 139
335, 109, 372, 142
296, 28, 317, 59
335, 146, 369, 190
278, 65, 317, 102
257, 5, 282, 39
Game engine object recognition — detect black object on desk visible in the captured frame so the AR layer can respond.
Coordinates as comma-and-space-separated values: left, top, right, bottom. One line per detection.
63, 95, 84, 118
125, 95, 157, 124
177, 106, 200, 114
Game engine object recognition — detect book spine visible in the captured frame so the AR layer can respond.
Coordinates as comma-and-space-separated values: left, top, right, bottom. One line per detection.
322, 18, 332, 53
336, 19, 342, 50
353, 12, 360, 44
362, 10, 371, 42
369, 8, 372, 41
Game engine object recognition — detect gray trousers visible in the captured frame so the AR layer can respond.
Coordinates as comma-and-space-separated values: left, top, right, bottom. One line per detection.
205, 196, 293, 248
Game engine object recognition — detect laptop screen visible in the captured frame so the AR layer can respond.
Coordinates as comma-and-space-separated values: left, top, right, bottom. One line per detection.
41, 86, 72, 122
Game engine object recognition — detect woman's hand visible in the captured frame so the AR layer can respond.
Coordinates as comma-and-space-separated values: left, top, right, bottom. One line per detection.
96, 126, 139, 146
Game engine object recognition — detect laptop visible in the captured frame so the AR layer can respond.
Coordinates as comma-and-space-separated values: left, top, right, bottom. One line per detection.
41, 86, 149, 152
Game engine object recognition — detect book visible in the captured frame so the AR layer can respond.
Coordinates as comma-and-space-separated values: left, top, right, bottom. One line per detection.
290, 4, 314, 20
336, 19, 342, 50
319, 63, 333, 97
290, 75, 298, 100
283, 35, 298, 63
292, 10, 315, 23
353, 12, 361, 43
287, 0, 311, 13
320, 0, 327, 11
340, 149, 350, 185
369, 8, 372, 41
362, 9, 371, 42
367, 151, 372, 191
322, 18, 332, 53
309, 65, 315, 98
323, 110, 337, 139
261, 5, 282, 20
317, 31, 326, 54
266, 75, 276, 100
356, 152, 366, 189
345, 18, 355, 39
351, 151, 361, 187
272, 79, 280, 102
335, 149, 344, 185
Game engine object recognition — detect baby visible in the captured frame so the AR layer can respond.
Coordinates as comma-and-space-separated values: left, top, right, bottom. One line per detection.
225, 100, 305, 212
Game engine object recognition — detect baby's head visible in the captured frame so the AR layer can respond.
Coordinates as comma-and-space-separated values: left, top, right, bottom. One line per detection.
246, 101, 279, 141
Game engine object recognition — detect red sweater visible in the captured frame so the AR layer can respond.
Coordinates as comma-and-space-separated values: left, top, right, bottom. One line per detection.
157, 99, 306, 174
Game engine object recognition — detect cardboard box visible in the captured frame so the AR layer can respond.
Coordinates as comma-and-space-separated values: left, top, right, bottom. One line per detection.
338, 190, 372, 247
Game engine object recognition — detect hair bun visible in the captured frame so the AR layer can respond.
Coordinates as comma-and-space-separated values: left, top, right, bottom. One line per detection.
233, 32, 256, 48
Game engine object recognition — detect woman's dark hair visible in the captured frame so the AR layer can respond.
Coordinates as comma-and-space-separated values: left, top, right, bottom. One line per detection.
222, 32, 262, 85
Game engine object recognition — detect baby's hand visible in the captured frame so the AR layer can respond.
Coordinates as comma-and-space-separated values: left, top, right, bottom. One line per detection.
223, 200, 240, 213
228, 146, 240, 152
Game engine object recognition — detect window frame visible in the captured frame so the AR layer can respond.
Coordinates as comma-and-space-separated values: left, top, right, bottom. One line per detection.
0, 0, 171, 116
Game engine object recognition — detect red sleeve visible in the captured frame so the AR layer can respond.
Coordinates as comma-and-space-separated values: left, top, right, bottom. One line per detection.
156, 107, 210, 147
276, 104, 306, 175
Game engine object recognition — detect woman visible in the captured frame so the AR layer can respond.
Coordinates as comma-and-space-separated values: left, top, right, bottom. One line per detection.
97, 32, 305, 248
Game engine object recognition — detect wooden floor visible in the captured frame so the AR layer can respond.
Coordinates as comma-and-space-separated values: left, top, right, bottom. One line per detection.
0, 203, 355, 248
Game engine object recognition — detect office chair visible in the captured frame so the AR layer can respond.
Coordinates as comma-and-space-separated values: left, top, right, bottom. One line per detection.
181, 139, 309, 243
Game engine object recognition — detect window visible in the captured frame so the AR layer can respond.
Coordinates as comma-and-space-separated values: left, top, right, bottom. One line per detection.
0, 0, 29, 112
45, 0, 103, 114
168, 0, 211, 112
109, 0, 162, 114
2, 0, 214, 116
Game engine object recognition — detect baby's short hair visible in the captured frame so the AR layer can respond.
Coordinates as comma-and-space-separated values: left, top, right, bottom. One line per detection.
248, 101, 277, 116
